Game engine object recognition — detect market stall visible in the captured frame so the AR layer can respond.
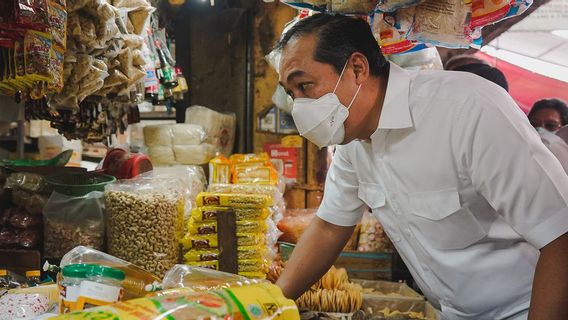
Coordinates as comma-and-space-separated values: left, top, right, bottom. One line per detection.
0, 0, 540, 318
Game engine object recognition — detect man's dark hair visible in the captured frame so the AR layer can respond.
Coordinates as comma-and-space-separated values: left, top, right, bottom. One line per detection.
275, 14, 389, 77
529, 98, 568, 126
453, 63, 509, 92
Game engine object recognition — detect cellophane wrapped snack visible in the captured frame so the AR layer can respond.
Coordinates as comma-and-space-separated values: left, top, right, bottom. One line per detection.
48, 282, 300, 320
185, 105, 237, 157
105, 175, 185, 277
60, 246, 162, 299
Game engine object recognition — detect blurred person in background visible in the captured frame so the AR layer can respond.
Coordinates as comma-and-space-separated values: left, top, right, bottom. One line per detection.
528, 99, 568, 174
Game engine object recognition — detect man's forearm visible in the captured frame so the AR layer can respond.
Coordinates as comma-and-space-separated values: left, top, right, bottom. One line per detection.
528, 232, 568, 320
276, 216, 355, 300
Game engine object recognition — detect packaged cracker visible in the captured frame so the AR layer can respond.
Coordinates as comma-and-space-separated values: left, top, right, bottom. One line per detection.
188, 219, 268, 235
196, 192, 273, 208
191, 207, 270, 222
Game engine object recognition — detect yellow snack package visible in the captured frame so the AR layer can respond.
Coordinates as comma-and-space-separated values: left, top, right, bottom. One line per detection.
184, 246, 267, 262
188, 219, 268, 235
191, 206, 270, 222
209, 155, 232, 185
182, 233, 265, 250
230, 152, 271, 166
232, 165, 280, 185
186, 259, 268, 273
196, 192, 273, 208
48, 283, 300, 320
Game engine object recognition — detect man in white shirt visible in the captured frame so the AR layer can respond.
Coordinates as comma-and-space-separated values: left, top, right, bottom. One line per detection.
275, 14, 568, 320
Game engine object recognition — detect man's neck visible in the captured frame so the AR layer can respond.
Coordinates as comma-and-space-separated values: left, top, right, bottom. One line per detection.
359, 71, 389, 141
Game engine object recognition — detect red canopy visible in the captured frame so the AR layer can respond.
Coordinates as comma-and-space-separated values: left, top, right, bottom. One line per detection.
475, 52, 568, 114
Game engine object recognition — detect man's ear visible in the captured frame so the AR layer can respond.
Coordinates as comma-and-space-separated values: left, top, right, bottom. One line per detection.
350, 52, 370, 85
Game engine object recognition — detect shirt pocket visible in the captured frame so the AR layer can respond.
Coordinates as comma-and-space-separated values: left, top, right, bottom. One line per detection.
407, 188, 487, 250
358, 181, 401, 242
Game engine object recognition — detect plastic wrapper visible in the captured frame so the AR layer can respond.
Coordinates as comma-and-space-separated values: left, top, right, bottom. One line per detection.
8, 208, 41, 229
159, 265, 263, 291
147, 146, 176, 164
49, 283, 299, 320
185, 106, 237, 157
143, 124, 174, 146
173, 144, 217, 165
48, 1, 67, 48
60, 246, 162, 300
15, 0, 49, 30
387, 46, 443, 70
184, 246, 267, 262
370, 10, 424, 55
4, 172, 48, 194
0, 227, 19, 246
409, 0, 473, 48
128, 6, 154, 35
185, 259, 268, 274
191, 207, 270, 222
357, 211, 393, 252
43, 191, 105, 258
378, 0, 425, 12
471, 0, 510, 28
209, 156, 231, 185
280, 0, 328, 12
112, 0, 151, 8
0, 293, 51, 319
330, 0, 379, 14
17, 227, 41, 248
196, 192, 273, 208
11, 188, 48, 215
182, 233, 264, 250
152, 165, 206, 223
233, 165, 280, 185
188, 219, 268, 235
171, 124, 208, 146
105, 175, 184, 277
277, 208, 316, 244
4, 285, 59, 316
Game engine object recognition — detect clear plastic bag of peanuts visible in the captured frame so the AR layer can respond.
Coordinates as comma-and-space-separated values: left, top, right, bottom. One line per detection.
105, 174, 185, 277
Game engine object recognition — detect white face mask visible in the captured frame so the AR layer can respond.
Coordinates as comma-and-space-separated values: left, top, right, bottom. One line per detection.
291, 61, 362, 148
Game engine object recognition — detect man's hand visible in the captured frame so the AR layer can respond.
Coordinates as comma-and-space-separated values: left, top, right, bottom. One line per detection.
276, 216, 355, 300
529, 232, 568, 320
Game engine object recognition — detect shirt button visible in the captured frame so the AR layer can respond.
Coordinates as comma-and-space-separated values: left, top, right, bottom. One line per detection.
405, 228, 412, 237
421, 264, 429, 272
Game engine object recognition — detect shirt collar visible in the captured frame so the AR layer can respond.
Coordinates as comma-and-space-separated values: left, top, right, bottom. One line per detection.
371, 62, 413, 138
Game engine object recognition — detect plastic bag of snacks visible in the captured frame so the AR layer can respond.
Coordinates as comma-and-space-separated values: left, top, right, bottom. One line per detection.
191, 207, 271, 222
330, 0, 379, 14
377, 0, 426, 12
152, 165, 207, 223
409, 0, 473, 48
60, 246, 162, 300
209, 155, 232, 185
158, 265, 263, 291
105, 175, 185, 277
196, 192, 273, 208
43, 191, 105, 258
185, 106, 237, 157
49, 283, 299, 320
370, 10, 422, 55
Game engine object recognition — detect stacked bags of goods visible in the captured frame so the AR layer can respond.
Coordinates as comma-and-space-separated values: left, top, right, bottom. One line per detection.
279, 0, 532, 55
143, 123, 216, 165
182, 153, 285, 279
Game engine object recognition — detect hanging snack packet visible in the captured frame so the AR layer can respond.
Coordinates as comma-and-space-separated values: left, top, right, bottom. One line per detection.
47, 1, 67, 48
330, 0, 379, 14
505, 0, 533, 20
184, 246, 268, 262
471, 0, 510, 28
377, 0, 425, 12
371, 9, 420, 55
410, 0, 473, 48
186, 259, 268, 273
15, 0, 49, 30
24, 30, 52, 82
47, 45, 64, 93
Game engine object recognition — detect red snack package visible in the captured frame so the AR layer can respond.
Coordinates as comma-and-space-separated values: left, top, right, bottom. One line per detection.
9, 209, 42, 229
18, 228, 40, 248
0, 227, 19, 246
15, 0, 49, 30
